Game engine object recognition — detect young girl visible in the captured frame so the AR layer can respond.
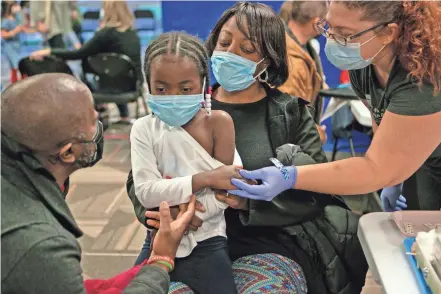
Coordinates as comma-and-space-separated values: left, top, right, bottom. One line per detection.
130, 32, 238, 294
1, 1, 23, 83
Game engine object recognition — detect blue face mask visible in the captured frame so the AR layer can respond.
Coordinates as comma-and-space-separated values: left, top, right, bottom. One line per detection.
211, 51, 265, 92
147, 80, 205, 127
325, 36, 386, 70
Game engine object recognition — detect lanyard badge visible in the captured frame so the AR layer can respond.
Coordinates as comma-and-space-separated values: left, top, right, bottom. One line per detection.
269, 158, 290, 180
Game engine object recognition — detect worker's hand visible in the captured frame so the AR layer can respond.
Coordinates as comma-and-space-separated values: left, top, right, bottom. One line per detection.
380, 184, 407, 212
149, 195, 196, 260
215, 190, 248, 210
145, 199, 205, 232
229, 166, 297, 201
30, 48, 51, 60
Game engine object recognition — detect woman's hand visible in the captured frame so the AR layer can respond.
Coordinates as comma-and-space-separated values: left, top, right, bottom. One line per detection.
229, 166, 298, 201
30, 48, 51, 60
215, 190, 248, 210
146, 199, 205, 232
148, 195, 196, 260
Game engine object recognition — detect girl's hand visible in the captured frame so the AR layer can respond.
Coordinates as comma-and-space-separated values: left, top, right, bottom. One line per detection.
145, 199, 205, 232
204, 165, 242, 191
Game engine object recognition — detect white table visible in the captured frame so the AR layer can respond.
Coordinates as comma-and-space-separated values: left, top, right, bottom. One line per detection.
358, 212, 421, 294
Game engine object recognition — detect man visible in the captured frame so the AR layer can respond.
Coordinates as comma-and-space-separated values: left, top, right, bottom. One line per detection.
278, 1, 328, 143
30, 0, 79, 48
1, 74, 194, 293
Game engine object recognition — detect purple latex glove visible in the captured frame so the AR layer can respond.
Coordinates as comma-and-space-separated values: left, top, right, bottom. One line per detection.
381, 183, 407, 212
228, 166, 297, 201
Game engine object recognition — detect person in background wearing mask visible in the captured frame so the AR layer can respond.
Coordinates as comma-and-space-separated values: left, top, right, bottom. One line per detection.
229, 2, 441, 212
1, 74, 196, 294
278, 1, 329, 144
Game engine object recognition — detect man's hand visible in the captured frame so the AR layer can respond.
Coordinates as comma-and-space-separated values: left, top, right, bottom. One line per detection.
148, 195, 196, 260
215, 190, 248, 210
146, 200, 205, 232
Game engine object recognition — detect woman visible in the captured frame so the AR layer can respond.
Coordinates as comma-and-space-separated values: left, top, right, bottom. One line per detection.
128, 3, 367, 293
30, 0, 141, 124
231, 1, 441, 212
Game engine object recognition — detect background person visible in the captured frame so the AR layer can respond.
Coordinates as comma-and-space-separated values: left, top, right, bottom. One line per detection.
230, 1, 441, 212
30, 0, 142, 125
1, 1, 24, 83
30, 0, 78, 49
278, 1, 329, 144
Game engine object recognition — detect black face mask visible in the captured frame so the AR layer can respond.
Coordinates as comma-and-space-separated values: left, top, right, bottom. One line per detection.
77, 121, 104, 168
62, 177, 70, 198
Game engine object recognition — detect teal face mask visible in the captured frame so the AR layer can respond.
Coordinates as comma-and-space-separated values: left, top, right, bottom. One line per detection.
147, 80, 205, 127
211, 51, 266, 92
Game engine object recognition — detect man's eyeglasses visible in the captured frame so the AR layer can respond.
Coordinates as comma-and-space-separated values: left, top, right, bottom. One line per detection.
84, 121, 103, 144
73, 120, 103, 146
316, 19, 390, 46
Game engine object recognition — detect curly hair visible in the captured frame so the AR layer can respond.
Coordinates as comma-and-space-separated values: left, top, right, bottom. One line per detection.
340, 1, 441, 96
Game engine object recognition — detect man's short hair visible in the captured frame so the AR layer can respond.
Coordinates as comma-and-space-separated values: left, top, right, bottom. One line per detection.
280, 1, 328, 24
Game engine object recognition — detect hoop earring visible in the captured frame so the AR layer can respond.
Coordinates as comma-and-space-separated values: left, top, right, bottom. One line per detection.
258, 69, 269, 83
258, 69, 276, 88
205, 93, 212, 116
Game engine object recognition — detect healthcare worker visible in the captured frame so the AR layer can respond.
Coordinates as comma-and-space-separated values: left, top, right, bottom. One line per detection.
229, 0, 441, 211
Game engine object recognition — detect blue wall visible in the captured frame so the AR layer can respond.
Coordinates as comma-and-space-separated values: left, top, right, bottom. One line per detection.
161, 1, 342, 88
